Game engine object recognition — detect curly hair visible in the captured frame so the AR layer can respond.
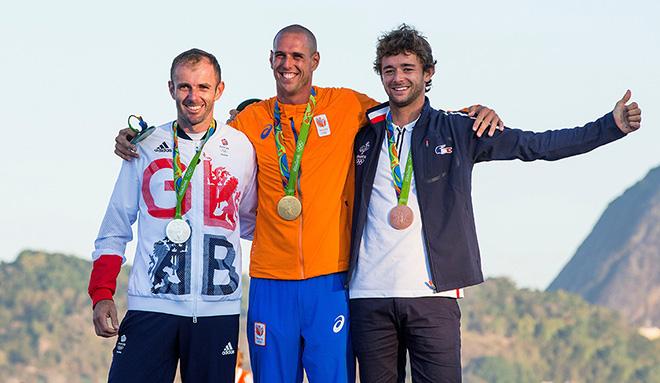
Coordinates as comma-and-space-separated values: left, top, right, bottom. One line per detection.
374, 24, 437, 91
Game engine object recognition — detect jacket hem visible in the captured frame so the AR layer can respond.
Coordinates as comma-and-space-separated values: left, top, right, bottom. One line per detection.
128, 296, 241, 317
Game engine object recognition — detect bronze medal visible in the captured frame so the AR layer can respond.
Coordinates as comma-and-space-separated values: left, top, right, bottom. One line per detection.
389, 205, 414, 230
278, 195, 302, 220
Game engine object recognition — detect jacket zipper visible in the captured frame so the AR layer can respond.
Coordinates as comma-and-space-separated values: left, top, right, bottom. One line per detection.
191, 148, 201, 323
346, 126, 380, 287
414, 134, 439, 293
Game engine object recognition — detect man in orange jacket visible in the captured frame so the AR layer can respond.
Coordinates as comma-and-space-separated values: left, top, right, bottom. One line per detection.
113, 25, 501, 383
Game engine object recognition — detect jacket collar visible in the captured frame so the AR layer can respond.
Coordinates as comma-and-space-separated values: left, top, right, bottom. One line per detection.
366, 97, 431, 133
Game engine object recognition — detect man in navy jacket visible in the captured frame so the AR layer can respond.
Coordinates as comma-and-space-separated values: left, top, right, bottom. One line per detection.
348, 24, 642, 383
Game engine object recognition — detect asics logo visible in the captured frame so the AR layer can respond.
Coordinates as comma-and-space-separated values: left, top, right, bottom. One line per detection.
261, 124, 273, 139
333, 315, 345, 333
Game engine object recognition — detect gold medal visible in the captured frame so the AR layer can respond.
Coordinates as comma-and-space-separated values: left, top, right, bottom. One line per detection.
277, 195, 302, 220
389, 205, 414, 230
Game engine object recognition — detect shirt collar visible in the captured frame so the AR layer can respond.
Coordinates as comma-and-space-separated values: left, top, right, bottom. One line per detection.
389, 111, 420, 133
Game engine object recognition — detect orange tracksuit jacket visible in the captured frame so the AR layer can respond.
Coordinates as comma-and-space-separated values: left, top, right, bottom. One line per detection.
230, 87, 378, 280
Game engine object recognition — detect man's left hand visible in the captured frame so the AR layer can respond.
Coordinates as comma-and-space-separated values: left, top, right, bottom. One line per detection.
467, 105, 505, 137
613, 90, 642, 134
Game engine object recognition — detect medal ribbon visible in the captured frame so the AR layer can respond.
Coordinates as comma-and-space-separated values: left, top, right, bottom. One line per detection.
385, 112, 414, 206
273, 88, 317, 196
172, 120, 217, 219
128, 114, 149, 133
128, 114, 156, 144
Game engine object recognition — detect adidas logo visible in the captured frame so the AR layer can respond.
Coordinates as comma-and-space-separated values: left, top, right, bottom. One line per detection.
154, 141, 172, 153
221, 342, 235, 356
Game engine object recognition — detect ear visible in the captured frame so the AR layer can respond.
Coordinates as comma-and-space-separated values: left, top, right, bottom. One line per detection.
214, 81, 225, 101
311, 51, 320, 71
269, 50, 275, 69
168, 80, 175, 99
423, 66, 435, 83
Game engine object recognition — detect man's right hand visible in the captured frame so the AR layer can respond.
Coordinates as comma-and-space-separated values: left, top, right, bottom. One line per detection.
115, 128, 138, 160
93, 299, 119, 337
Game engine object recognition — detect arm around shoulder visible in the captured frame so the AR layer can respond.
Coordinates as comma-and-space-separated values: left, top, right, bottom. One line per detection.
239, 142, 258, 240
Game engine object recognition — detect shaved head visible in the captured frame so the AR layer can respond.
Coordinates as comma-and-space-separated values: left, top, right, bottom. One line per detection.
273, 24, 317, 53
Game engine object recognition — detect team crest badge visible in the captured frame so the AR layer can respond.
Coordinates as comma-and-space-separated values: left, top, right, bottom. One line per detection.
356, 141, 371, 166
314, 114, 331, 137
254, 322, 266, 346
218, 138, 230, 156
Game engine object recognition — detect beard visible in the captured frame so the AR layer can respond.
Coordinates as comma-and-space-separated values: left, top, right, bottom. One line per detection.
388, 86, 424, 108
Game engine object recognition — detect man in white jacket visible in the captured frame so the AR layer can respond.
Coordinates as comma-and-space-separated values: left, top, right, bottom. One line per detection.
88, 48, 257, 383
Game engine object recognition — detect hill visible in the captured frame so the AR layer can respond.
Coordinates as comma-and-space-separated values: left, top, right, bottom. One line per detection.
0, 250, 128, 382
548, 165, 660, 327
1, 251, 658, 382
461, 278, 659, 383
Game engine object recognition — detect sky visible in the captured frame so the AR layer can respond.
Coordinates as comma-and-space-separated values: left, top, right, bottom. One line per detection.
1, 0, 658, 290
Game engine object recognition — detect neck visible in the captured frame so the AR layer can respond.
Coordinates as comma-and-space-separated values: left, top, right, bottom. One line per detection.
177, 117, 214, 134
390, 97, 424, 127
276, 87, 312, 105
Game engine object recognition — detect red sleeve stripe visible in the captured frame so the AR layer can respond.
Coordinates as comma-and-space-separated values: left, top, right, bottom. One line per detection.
88, 254, 123, 307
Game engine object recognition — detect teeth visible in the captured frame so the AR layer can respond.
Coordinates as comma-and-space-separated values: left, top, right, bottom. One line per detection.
187, 105, 201, 111
282, 72, 296, 79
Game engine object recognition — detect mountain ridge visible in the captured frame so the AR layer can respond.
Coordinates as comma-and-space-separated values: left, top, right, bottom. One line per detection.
548, 164, 660, 326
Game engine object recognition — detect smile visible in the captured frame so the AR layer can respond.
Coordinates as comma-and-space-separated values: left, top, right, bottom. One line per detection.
185, 104, 202, 112
280, 72, 298, 80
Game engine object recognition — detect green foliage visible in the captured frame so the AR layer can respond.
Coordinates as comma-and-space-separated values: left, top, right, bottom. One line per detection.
461, 278, 660, 383
464, 356, 538, 383
0, 250, 129, 382
1, 252, 658, 382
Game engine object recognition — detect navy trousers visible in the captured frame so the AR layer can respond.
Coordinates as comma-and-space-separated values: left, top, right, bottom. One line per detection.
350, 297, 462, 383
108, 310, 239, 383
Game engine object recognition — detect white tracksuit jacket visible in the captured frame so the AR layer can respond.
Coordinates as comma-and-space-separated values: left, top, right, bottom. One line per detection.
93, 122, 257, 318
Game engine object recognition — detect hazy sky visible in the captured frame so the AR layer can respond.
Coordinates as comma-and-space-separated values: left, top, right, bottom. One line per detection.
2, 0, 658, 290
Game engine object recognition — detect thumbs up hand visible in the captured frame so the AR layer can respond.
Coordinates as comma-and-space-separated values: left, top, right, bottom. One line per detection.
613, 90, 642, 134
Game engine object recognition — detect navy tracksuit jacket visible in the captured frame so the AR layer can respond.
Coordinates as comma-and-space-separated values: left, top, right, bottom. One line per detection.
348, 98, 625, 292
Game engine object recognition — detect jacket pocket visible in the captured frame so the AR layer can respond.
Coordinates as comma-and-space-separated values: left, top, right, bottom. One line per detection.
422, 135, 460, 189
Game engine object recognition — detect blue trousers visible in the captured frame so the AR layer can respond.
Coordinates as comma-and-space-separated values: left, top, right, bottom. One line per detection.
247, 272, 355, 383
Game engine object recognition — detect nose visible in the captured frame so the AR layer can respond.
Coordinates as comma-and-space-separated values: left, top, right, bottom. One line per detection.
392, 69, 403, 82
280, 54, 293, 68
185, 88, 200, 103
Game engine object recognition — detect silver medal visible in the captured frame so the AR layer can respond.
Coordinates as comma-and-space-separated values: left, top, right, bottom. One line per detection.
165, 218, 191, 243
